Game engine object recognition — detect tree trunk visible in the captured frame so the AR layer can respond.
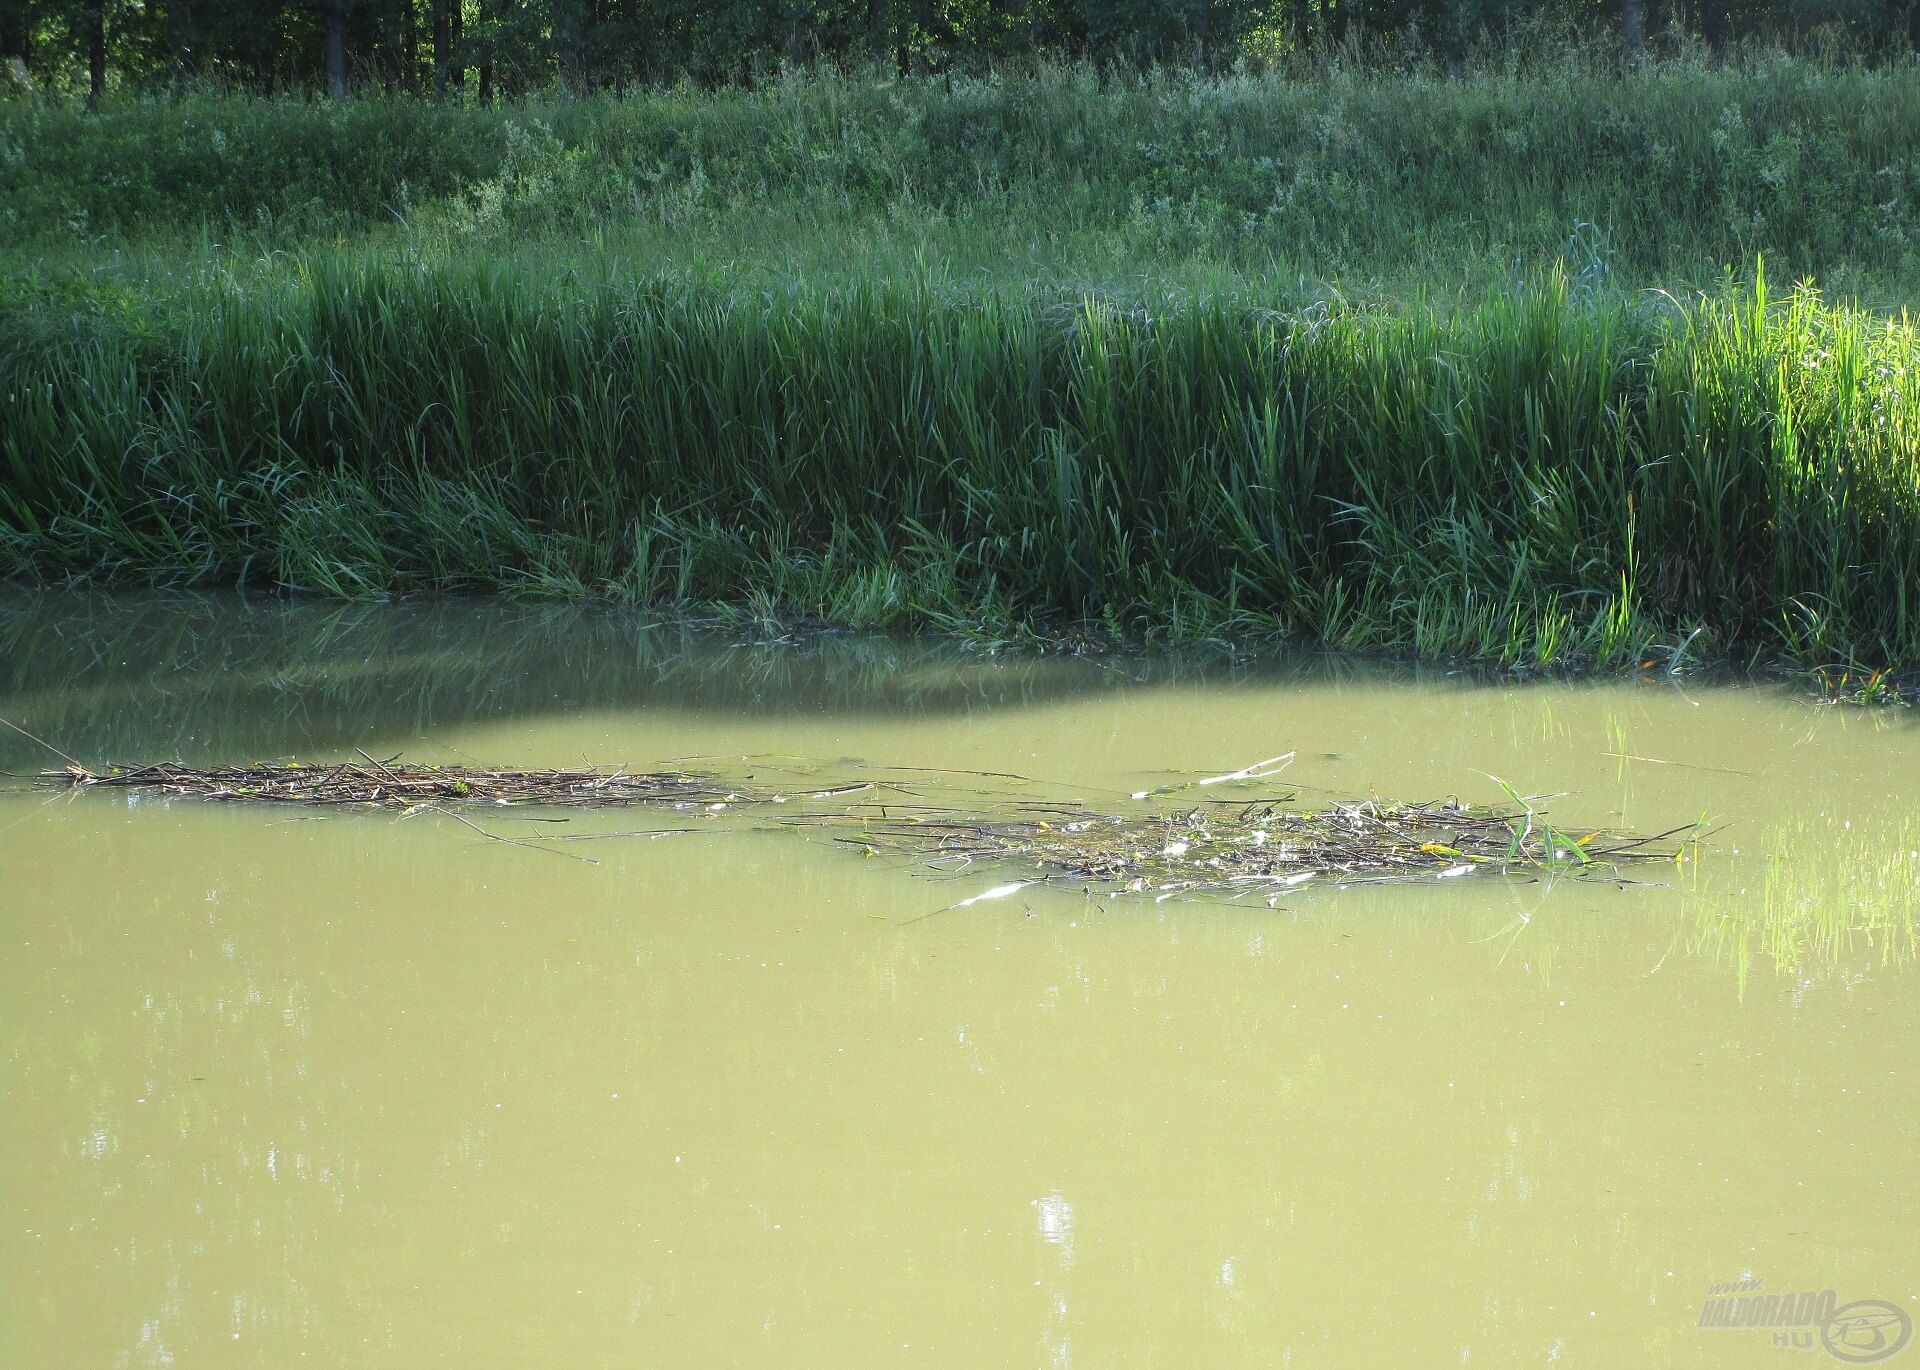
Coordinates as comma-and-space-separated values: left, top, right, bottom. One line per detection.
449, 0, 464, 96
166, 0, 193, 73
1287, 0, 1312, 60
402, 0, 419, 89
381, 0, 402, 89
478, 1, 492, 111
86, 0, 106, 101
556, 0, 589, 86
322, 0, 349, 96
781, 0, 809, 66
1622, 0, 1646, 61
476, 0, 493, 102
1, 0, 31, 75
1323, 0, 1350, 47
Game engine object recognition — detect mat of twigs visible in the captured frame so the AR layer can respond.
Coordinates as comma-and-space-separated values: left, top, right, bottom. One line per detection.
800, 795, 1694, 900
32, 758, 876, 810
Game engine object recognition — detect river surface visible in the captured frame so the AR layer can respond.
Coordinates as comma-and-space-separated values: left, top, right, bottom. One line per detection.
2, 592, 1917, 1368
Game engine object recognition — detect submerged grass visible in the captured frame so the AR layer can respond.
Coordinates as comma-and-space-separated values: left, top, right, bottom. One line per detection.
3, 260, 1916, 672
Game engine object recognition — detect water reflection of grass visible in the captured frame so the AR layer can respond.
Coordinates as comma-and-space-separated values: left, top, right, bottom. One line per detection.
0, 590, 1099, 766
1687, 815, 1920, 995
0, 588, 1689, 768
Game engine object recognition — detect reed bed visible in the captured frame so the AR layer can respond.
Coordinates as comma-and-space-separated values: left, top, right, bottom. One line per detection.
4, 264, 1915, 671
805, 796, 1690, 896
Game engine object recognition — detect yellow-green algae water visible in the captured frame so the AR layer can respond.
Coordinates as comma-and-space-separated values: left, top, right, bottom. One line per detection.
2, 593, 1916, 1368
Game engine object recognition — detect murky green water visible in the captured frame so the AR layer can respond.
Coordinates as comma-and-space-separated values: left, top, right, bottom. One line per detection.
3, 593, 1917, 1368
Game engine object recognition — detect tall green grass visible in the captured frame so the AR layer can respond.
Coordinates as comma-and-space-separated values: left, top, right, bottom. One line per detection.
6, 56, 1920, 299
6, 58, 1917, 670
4, 259, 1915, 668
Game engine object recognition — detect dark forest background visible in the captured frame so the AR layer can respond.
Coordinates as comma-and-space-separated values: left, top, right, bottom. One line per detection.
3, 0, 1916, 101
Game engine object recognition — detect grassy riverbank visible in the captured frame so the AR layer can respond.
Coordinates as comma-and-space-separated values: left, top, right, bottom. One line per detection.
8, 57, 1920, 298
6, 261, 1916, 670
4, 57, 1919, 675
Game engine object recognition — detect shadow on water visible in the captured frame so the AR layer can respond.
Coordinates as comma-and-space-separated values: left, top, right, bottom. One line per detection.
0, 589, 1119, 765
0, 586, 1731, 768
4, 587, 1917, 991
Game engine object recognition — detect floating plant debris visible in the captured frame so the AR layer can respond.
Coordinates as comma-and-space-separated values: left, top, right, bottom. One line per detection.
32, 760, 796, 810
807, 797, 1694, 897
27, 757, 1695, 897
